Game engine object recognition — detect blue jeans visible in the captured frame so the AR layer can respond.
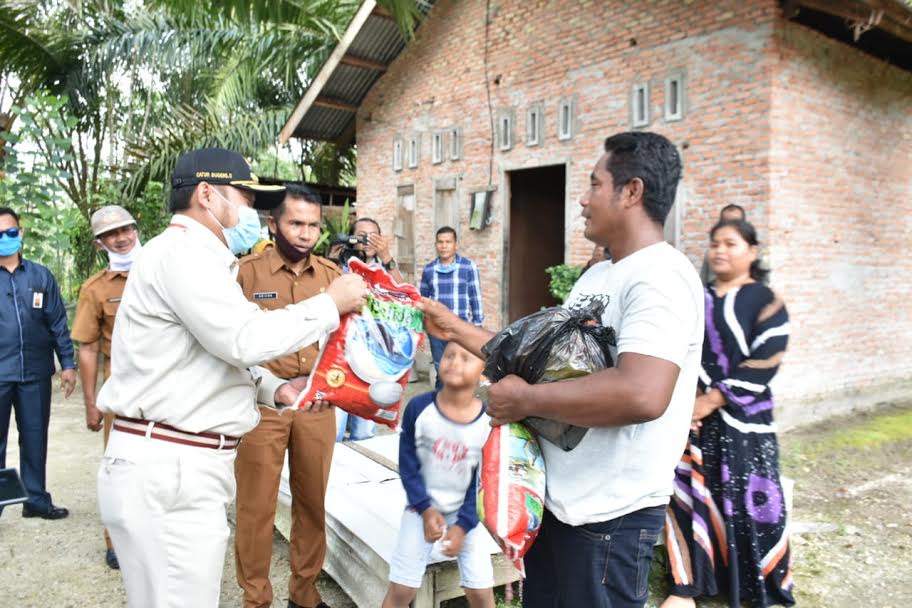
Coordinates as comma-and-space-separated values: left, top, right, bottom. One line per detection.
523, 505, 666, 608
334, 408, 376, 442
429, 336, 448, 391
0, 378, 54, 515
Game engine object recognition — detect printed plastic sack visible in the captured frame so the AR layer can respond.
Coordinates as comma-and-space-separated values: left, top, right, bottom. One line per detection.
477, 422, 546, 576
480, 301, 615, 450
293, 259, 425, 428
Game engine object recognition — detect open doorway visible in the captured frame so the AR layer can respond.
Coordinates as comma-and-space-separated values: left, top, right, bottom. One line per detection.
506, 164, 566, 322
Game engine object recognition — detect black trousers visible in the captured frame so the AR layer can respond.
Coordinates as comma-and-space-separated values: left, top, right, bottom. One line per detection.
0, 378, 53, 514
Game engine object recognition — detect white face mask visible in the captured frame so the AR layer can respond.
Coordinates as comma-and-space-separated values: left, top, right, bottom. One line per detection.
102, 240, 143, 272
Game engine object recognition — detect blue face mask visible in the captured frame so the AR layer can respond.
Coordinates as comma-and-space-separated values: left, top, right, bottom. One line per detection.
0, 233, 22, 256
209, 188, 261, 255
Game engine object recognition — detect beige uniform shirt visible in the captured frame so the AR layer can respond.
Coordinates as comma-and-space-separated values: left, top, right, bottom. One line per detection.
71, 269, 128, 378
97, 215, 340, 437
237, 248, 341, 380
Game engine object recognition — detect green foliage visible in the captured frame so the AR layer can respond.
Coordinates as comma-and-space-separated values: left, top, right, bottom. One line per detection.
0, 93, 75, 208
0, 92, 81, 298
314, 200, 351, 256
545, 263, 584, 303
0, 89, 170, 300
0, 0, 421, 299
251, 149, 304, 182
65, 179, 171, 298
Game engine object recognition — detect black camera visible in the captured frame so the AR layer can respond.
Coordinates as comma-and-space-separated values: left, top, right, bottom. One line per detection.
330, 233, 369, 266
342, 234, 370, 247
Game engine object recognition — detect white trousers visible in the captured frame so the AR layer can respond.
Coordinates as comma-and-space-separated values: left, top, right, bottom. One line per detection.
97, 429, 237, 608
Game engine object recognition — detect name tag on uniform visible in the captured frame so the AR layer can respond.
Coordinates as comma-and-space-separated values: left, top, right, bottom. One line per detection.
106, 297, 122, 303
32, 291, 45, 309
254, 292, 278, 300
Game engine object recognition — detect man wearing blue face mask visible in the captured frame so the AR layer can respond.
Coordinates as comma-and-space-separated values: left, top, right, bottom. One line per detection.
94, 148, 371, 608
0, 206, 77, 521
71, 204, 142, 570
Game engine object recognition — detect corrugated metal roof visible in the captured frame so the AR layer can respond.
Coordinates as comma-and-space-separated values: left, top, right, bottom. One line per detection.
296, 106, 353, 141
348, 16, 407, 65
320, 63, 383, 106
284, 0, 436, 143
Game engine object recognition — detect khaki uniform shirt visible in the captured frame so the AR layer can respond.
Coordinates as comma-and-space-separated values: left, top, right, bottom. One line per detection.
97, 215, 340, 437
237, 248, 341, 381
71, 269, 128, 378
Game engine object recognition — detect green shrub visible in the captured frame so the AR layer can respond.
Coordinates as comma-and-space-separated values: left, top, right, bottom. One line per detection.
545, 263, 584, 303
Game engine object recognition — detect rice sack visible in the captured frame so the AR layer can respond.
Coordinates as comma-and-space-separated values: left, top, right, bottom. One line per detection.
293, 259, 424, 428
477, 422, 546, 576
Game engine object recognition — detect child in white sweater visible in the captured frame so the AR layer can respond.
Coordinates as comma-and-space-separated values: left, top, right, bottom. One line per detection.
382, 342, 495, 608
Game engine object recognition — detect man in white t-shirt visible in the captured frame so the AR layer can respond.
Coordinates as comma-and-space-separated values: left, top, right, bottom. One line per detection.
419, 131, 704, 607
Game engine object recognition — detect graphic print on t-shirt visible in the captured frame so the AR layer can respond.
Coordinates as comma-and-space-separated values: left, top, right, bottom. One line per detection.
432, 437, 470, 471
565, 292, 608, 319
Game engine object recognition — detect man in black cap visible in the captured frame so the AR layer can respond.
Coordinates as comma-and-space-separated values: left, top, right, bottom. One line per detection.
95, 148, 370, 608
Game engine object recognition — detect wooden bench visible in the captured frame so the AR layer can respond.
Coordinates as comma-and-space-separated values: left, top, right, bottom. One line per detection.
276, 433, 519, 608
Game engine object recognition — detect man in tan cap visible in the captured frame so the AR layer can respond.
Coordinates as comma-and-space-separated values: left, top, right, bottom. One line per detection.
71, 204, 141, 570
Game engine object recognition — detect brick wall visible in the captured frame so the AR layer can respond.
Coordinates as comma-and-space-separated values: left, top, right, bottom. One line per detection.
357, 0, 778, 326
768, 20, 912, 411
354, 0, 912, 408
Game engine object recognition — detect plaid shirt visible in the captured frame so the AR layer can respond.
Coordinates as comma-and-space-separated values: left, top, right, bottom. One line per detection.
420, 254, 484, 325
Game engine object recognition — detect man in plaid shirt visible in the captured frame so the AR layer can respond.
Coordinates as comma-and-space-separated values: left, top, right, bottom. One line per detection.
419, 227, 484, 389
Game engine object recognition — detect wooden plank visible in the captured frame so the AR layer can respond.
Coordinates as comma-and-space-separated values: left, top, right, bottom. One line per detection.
795, 0, 912, 43
346, 438, 400, 473
352, 433, 403, 468
329, 442, 399, 485
313, 97, 359, 114
277, 436, 521, 606
278, 0, 377, 143
326, 481, 405, 560
324, 506, 390, 607
371, 4, 394, 19
413, 574, 436, 608
340, 53, 389, 72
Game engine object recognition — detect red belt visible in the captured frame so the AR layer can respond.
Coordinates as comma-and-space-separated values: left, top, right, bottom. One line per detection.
113, 416, 240, 451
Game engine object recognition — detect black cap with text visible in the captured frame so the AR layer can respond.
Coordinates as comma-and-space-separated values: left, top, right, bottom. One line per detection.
171, 148, 285, 208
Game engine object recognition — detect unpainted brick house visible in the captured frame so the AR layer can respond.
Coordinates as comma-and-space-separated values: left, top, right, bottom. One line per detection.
281, 0, 912, 424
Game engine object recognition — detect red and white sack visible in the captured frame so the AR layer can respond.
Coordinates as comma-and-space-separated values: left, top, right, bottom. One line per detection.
477, 422, 546, 576
292, 259, 425, 429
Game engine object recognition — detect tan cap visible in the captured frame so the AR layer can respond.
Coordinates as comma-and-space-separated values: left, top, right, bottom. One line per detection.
91, 205, 136, 237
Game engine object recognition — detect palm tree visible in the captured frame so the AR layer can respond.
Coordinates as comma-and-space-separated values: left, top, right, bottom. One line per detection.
0, 0, 422, 203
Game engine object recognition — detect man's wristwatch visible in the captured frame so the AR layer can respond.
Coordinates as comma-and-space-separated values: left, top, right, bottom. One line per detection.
382, 258, 397, 270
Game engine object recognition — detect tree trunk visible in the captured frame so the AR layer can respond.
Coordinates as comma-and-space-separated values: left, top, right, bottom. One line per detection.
0, 112, 14, 177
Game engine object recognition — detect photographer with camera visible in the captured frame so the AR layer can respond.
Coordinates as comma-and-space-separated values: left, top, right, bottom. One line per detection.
332, 217, 404, 284
331, 217, 405, 443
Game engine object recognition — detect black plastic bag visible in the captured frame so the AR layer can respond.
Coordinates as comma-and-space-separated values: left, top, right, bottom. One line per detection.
480, 301, 616, 451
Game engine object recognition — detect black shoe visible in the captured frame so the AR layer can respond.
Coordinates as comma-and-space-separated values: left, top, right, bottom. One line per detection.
105, 548, 120, 570
21, 504, 69, 520
287, 602, 331, 608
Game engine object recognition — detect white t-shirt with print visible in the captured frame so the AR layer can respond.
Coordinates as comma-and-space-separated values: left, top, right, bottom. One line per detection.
543, 241, 704, 526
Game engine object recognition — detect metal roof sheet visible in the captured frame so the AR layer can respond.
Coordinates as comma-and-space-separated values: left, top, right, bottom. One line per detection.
348, 16, 407, 65
320, 63, 383, 106
283, 1, 436, 143
296, 105, 353, 141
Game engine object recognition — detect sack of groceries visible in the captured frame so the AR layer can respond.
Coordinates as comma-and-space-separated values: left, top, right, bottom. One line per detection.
293, 259, 424, 429
477, 422, 546, 577
480, 301, 616, 450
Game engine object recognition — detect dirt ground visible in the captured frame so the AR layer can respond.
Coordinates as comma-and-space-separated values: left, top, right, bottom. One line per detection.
1, 379, 910, 608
